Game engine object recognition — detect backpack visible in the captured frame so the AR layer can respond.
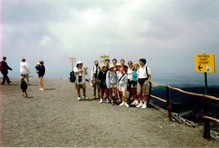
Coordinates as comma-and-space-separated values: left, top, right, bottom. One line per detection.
0, 62, 2, 72
70, 71, 76, 83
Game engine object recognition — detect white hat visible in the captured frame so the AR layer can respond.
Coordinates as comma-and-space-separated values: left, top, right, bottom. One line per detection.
110, 64, 115, 69
77, 61, 83, 65
101, 64, 106, 68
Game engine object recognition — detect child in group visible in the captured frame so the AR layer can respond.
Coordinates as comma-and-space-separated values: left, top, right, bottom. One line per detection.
98, 65, 109, 103
106, 64, 118, 105
118, 67, 129, 107
131, 63, 139, 105
20, 77, 28, 98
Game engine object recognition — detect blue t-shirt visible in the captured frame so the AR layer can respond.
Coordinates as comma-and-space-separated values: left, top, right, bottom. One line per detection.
132, 70, 137, 82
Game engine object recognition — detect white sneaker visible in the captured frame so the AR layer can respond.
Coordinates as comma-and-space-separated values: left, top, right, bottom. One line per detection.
99, 99, 103, 104
142, 103, 147, 109
106, 98, 110, 103
125, 103, 129, 107
78, 97, 81, 101
136, 102, 143, 108
119, 102, 125, 106
131, 100, 137, 105
84, 96, 88, 99
111, 99, 114, 104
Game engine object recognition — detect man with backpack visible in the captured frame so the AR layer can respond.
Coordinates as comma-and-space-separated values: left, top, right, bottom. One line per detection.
136, 58, 151, 109
1, 56, 13, 85
91, 60, 100, 99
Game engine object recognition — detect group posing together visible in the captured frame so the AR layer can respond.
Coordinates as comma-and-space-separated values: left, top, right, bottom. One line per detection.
73, 58, 151, 109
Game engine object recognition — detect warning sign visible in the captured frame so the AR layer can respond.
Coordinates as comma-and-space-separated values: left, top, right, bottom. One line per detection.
195, 53, 215, 73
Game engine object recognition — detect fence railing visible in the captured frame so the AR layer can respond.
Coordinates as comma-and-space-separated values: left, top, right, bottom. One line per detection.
148, 82, 219, 139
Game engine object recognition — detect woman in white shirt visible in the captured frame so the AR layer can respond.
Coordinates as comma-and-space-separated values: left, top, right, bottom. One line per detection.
20, 58, 31, 85
127, 61, 133, 103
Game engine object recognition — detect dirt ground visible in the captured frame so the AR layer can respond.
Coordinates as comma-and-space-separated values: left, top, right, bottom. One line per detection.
1, 78, 219, 147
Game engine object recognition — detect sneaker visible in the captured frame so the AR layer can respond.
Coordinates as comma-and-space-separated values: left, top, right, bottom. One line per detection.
84, 96, 88, 99
125, 102, 129, 107
78, 97, 81, 101
142, 103, 147, 109
93, 96, 96, 100
39, 88, 44, 91
131, 100, 137, 105
106, 98, 110, 103
136, 102, 143, 108
119, 102, 125, 107
99, 99, 103, 104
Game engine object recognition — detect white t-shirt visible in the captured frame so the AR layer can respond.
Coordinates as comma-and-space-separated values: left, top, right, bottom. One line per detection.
137, 65, 151, 79
20, 62, 30, 75
127, 68, 133, 80
74, 67, 86, 84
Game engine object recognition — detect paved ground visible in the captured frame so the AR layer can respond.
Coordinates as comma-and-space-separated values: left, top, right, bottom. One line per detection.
1, 78, 218, 147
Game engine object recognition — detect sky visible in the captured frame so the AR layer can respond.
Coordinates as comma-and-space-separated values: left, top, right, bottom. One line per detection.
1, 0, 219, 85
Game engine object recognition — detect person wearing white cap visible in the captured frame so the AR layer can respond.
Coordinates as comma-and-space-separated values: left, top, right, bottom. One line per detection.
74, 61, 88, 101
106, 64, 118, 105
97, 65, 109, 104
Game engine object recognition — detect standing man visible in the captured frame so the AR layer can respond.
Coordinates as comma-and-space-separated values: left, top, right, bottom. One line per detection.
136, 58, 151, 109
120, 59, 128, 73
1, 56, 12, 85
105, 59, 110, 72
20, 58, 31, 85
91, 60, 100, 99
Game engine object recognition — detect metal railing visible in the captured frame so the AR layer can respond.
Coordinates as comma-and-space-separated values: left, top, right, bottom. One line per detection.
149, 82, 219, 139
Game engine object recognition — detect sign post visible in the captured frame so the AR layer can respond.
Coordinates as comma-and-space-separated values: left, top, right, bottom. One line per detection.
195, 53, 215, 139
69, 57, 76, 71
100, 55, 109, 64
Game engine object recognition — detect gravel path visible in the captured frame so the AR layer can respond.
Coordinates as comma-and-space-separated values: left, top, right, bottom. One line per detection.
1, 78, 218, 147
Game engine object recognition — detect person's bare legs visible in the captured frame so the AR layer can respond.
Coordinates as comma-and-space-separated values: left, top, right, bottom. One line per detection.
25, 91, 28, 97
83, 88, 86, 97
26, 77, 29, 84
39, 77, 44, 90
77, 88, 81, 97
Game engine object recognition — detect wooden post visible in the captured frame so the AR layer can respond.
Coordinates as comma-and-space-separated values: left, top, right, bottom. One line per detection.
147, 82, 152, 106
166, 86, 172, 122
69, 57, 76, 71
203, 95, 210, 139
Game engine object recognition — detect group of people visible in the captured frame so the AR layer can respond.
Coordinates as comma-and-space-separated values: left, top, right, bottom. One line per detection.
74, 58, 151, 108
0, 57, 46, 97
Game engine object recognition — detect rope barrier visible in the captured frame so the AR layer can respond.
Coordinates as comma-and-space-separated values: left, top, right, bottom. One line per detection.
150, 95, 167, 103
151, 82, 219, 101
203, 116, 219, 123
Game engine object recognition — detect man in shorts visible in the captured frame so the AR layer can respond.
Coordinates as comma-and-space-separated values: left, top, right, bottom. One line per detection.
20, 58, 31, 85
136, 58, 151, 109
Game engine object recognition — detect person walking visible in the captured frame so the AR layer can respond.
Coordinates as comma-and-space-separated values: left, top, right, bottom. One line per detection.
131, 63, 139, 105
20, 76, 28, 98
98, 65, 109, 104
1, 56, 12, 85
38, 61, 45, 91
20, 58, 31, 85
136, 58, 151, 109
91, 60, 101, 100
106, 64, 118, 105
74, 61, 88, 101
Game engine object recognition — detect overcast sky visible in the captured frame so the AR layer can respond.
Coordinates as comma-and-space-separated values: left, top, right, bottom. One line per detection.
1, 0, 219, 84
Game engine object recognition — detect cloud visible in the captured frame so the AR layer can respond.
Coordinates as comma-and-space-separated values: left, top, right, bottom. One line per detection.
2, 0, 219, 82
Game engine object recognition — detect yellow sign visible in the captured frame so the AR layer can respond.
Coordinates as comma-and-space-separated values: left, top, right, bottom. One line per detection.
195, 53, 215, 73
100, 55, 109, 59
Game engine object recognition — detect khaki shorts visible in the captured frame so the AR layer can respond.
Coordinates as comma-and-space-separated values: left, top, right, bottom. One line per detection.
137, 83, 149, 96
118, 86, 126, 92
110, 84, 117, 89
75, 83, 86, 89
21, 74, 29, 78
